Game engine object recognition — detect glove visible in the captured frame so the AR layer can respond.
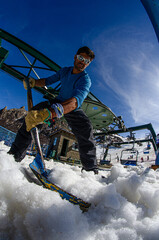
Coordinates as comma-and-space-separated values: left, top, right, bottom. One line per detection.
51, 103, 64, 118
23, 78, 35, 90
25, 108, 51, 132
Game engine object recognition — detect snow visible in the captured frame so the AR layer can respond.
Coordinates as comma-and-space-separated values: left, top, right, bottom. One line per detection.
1, 141, 159, 240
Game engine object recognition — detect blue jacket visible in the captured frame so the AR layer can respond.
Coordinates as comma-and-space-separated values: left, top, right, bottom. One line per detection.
45, 67, 91, 108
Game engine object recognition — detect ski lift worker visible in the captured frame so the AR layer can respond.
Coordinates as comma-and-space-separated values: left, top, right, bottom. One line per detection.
155, 133, 159, 165
116, 153, 119, 162
8, 46, 98, 174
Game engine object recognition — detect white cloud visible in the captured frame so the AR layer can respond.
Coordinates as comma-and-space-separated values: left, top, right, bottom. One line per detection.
93, 28, 159, 132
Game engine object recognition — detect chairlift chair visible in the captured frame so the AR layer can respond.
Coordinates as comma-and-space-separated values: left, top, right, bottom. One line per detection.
120, 148, 138, 166
100, 153, 111, 165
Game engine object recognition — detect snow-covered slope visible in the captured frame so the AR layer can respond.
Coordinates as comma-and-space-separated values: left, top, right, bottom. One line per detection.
1, 141, 159, 240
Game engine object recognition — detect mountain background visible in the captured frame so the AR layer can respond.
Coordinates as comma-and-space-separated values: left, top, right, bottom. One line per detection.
0, 106, 70, 145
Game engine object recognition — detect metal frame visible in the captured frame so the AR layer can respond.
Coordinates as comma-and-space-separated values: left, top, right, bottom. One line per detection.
120, 148, 139, 165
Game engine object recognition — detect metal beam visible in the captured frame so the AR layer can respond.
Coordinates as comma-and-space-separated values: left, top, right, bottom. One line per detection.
94, 123, 156, 138
0, 28, 61, 71
113, 139, 157, 151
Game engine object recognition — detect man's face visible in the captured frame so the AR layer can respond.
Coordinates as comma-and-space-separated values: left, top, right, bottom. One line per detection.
74, 53, 91, 73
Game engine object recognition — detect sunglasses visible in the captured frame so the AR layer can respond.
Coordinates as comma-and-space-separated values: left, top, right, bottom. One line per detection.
76, 55, 91, 64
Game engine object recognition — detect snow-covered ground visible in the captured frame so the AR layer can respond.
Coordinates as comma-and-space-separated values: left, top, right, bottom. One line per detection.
1, 141, 159, 240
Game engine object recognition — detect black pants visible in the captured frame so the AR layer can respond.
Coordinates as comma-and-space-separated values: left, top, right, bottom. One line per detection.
10, 101, 97, 170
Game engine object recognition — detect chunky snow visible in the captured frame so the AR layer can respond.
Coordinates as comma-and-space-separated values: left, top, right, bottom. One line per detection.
0, 141, 159, 240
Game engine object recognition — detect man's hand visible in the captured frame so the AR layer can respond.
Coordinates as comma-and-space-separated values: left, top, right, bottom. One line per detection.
23, 78, 35, 90
25, 109, 51, 132
61, 97, 78, 113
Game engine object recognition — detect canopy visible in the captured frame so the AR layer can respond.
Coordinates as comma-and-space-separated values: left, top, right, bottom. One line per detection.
141, 0, 159, 42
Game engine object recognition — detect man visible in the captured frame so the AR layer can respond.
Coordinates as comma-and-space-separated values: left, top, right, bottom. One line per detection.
8, 46, 98, 174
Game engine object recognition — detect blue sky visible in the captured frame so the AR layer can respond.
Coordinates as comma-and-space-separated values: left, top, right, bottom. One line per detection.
1, 0, 159, 135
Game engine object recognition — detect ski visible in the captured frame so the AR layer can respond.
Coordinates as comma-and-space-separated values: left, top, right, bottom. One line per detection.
29, 162, 91, 212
